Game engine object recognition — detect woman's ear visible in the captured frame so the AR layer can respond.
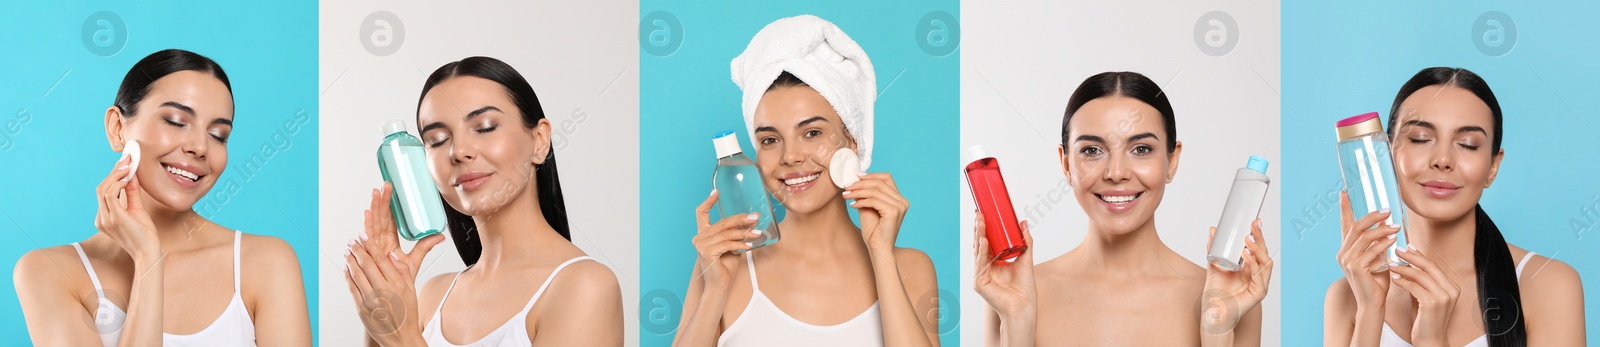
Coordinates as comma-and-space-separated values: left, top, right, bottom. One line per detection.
1486, 147, 1504, 188
530, 118, 554, 166
1165, 140, 1184, 183
1058, 145, 1073, 185
104, 106, 126, 151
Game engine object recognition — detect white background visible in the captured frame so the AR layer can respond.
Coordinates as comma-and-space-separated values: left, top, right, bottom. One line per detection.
959, 0, 1282, 345
318, 1, 640, 345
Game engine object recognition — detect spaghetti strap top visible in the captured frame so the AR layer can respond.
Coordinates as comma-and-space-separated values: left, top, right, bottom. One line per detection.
421, 256, 596, 346
71, 230, 256, 347
716, 251, 883, 346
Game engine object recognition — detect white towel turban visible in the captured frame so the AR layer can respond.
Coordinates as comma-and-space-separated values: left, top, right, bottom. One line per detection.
731, 14, 876, 171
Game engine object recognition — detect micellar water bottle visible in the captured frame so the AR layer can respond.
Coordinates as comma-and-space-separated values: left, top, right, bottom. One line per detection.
964, 145, 1027, 262
377, 120, 447, 241
1206, 156, 1270, 271
711, 130, 779, 252
1335, 112, 1409, 265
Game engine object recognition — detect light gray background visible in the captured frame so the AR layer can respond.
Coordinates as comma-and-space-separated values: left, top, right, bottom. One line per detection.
959, 0, 1281, 345
318, 1, 640, 345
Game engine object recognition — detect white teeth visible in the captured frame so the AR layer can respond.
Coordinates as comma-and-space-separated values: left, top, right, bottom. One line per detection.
1100, 194, 1137, 203
783, 173, 820, 186
165, 165, 199, 182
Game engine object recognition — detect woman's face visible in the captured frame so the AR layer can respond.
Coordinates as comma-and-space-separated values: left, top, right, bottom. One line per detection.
1390, 85, 1502, 222
108, 70, 234, 212
418, 76, 552, 217
751, 85, 856, 214
1059, 96, 1180, 235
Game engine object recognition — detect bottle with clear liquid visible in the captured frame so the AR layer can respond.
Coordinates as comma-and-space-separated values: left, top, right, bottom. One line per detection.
710, 131, 779, 251
1207, 156, 1271, 271
1335, 112, 1408, 265
963, 145, 1027, 262
377, 120, 447, 241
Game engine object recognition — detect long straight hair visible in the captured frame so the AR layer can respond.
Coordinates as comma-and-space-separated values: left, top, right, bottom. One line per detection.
1389, 67, 1524, 347
417, 57, 571, 266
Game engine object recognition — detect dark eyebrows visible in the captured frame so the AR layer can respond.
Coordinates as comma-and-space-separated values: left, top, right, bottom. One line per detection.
1073, 132, 1158, 144
1126, 132, 1158, 143
421, 106, 502, 133
1400, 120, 1435, 130
755, 116, 830, 135
1074, 135, 1104, 144
1455, 125, 1488, 136
159, 101, 195, 115
211, 118, 232, 127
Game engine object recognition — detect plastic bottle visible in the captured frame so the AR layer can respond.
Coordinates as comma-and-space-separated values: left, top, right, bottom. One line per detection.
1206, 156, 1271, 271
377, 120, 447, 241
711, 131, 780, 251
1335, 112, 1409, 265
964, 145, 1027, 262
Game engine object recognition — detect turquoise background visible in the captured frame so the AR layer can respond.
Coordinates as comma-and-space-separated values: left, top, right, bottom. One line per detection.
0, 1, 319, 344
637, 1, 959, 345
1283, 1, 1599, 345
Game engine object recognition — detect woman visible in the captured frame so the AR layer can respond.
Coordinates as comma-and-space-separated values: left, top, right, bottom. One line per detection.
672, 15, 941, 346
13, 49, 311, 346
1324, 67, 1586, 346
974, 71, 1272, 346
342, 56, 624, 346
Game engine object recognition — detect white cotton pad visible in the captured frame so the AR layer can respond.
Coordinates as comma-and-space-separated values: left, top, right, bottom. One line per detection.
120, 140, 140, 182
829, 148, 862, 189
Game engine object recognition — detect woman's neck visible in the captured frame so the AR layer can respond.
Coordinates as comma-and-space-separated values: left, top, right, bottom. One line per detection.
1408, 208, 1479, 273
469, 187, 569, 272
139, 193, 217, 251
772, 195, 865, 256
1073, 217, 1179, 276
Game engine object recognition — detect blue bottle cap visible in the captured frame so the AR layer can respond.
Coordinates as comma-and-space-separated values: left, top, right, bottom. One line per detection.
713, 130, 736, 139
1246, 156, 1269, 173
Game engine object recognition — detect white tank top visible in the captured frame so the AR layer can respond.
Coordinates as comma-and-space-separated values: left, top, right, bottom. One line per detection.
72, 230, 257, 347
421, 256, 595, 346
716, 251, 884, 346
1379, 251, 1537, 347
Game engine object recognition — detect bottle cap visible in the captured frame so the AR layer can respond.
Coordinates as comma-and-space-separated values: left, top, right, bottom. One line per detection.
1334, 112, 1384, 141
966, 145, 990, 163
712, 130, 742, 159
1246, 155, 1268, 173
382, 119, 408, 136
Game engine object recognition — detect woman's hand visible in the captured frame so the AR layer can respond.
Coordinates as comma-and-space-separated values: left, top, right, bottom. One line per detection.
342, 182, 443, 346
94, 151, 160, 260
1336, 191, 1400, 313
1389, 246, 1459, 347
973, 214, 1037, 320
843, 172, 910, 254
358, 183, 446, 273
1201, 219, 1273, 335
692, 190, 758, 291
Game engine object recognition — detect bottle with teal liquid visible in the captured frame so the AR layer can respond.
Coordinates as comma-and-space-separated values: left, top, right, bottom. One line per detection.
377, 120, 447, 241
711, 130, 780, 251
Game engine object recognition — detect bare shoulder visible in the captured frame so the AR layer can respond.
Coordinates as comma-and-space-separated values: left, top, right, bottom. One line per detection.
1324, 277, 1356, 315
14, 245, 81, 292
540, 259, 622, 316
239, 233, 300, 269
893, 247, 935, 272
1517, 250, 1582, 299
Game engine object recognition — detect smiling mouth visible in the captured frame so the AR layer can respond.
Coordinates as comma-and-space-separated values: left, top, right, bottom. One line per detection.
164, 164, 201, 182
783, 173, 821, 186
1096, 192, 1142, 204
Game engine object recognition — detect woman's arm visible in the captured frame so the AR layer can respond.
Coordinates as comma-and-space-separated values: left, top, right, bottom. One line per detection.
1522, 257, 1585, 345
875, 248, 941, 347
14, 249, 118, 346
674, 190, 757, 346
1324, 278, 1384, 347
245, 235, 312, 345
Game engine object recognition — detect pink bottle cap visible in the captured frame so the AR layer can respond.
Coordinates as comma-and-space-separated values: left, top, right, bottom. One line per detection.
1336, 112, 1380, 127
